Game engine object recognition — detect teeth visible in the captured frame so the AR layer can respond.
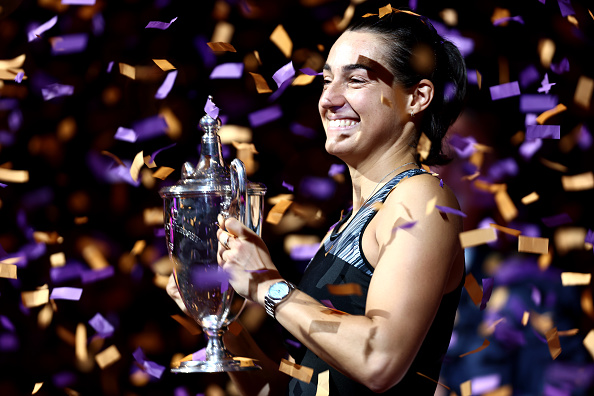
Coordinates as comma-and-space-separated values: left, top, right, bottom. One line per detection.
328, 119, 359, 128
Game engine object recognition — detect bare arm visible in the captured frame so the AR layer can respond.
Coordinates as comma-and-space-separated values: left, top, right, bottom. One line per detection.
220, 174, 463, 392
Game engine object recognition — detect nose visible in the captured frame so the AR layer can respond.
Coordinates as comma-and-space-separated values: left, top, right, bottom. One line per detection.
319, 81, 345, 112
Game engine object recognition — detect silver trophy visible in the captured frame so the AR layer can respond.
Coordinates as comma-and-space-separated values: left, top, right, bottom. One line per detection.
160, 98, 266, 372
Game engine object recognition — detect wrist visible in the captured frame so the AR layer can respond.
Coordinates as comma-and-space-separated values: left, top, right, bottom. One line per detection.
262, 280, 297, 319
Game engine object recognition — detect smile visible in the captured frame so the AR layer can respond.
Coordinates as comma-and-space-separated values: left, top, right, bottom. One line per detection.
328, 119, 359, 128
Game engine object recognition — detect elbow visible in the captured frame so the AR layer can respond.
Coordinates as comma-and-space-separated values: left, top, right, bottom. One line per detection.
359, 356, 408, 393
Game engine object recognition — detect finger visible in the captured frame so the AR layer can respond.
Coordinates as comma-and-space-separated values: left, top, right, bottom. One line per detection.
224, 217, 254, 239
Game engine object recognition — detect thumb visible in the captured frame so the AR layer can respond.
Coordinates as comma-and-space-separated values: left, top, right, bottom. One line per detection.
224, 217, 253, 238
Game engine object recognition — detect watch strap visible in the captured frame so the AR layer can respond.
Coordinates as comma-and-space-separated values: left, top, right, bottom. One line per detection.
264, 281, 296, 318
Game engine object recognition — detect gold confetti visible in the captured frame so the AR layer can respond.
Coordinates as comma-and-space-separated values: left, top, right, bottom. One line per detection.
211, 21, 234, 44
459, 228, 497, 248
152, 59, 176, 71
326, 283, 362, 296
0, 54, 26, 69
160, 107, 182, 139
546, 327, 561, 359
539, 158, 568, 173
536, 103, 567, 125
130, 151, 144, 182
207, 42, 236, 52
425, 196, 437, 215
459, 338, 490, 358
522, 311, 530, 326
171, 314, 202, 335
476, 70, 482, 90
130, 240, 146, 256
233, 356, 256, 367
75, 323, 88, 364
32, 383, 44, 394
378, 4, 392, 18
464, 273, 483, 306
144, 207, 164, 226
316, 370, 330, 396
292, 74, 316, 86
266, 199, 293, 225
21, 288, 50, 308
416, 372, 451, 391
82, 244, 110, 270
489, 223, 521, 237
153, 166, 175, 180
95, 345, 121, 369
33, 231, 63, 244
49, 252, 66, 267
218, 124, 252, 144
0, 168, 29, 183
561, 172, 594, 191
538, 38, 555, 68
460, 379, 472, 396
583, 330, 594, 360
101, 150, 125, 167
518, 235, 549, 254
0, 263, 17, 279
279, 358, 314, 384
270, 24, 293, 58
554, 227, 588, 255
521, 192, 539, 205
574, 75, 593, 109
557, 328, 579, 337
561, 272, 591, 286
417, 132, 431, 162
118, 62, 136, 79
74, 216, 89, 225
494, 188, 517, 222
249, 72, 273, 94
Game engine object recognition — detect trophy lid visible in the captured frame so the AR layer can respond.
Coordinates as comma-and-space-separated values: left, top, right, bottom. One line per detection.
159, 97, 266, 198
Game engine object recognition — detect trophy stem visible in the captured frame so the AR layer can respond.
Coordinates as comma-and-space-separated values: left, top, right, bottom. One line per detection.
204, 327, 232, 361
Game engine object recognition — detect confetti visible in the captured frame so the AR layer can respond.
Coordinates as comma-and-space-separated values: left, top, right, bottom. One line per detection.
130, 151, 144, 182
518, 235, 549, 254
561, 172, 594, 191
50, 34, 88, 55
545, 327, 561, 359
489, 223, 521, 237
584, 330, 594, 360
114, 127, 136, 142
459, 228, 497, 248
119, 63, 136, 79
152, 59, 176, 71
574, 76, 594, 109
95, 345, 121, 369
145, 17, 178, 30
50, 287, 83, 301
279, 358, 313, 384
435, 205, 467, 217
248, 105, 283, 128
494, 189, 518, 222
89, 313, 115, 337
525, 125, 560, 140
561, 272, 591, 286
521, 192, 539, 205
28, 15, 58, 41
417, 132, 431, 161
490, 81, 520, 100
519, 94, 558, 113
460, 379, 472, 396
480, 278, 494, 310
249, 72, 273, 93
207, 42, 236, 52
326, 283, 362, 296
41, 84, 75, 101
316, 370, 330, 395
270, 25, 292, 58
459, 338, 490, 358
21, 288, 50, 308
0, 263, 17, 279
464, 273, 483, 306
155, 70, 178, 99
272, 61, 295, 88
152, 167, 174, 180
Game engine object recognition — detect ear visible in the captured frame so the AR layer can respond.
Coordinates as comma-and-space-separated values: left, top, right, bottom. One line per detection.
408, 79, 434, 115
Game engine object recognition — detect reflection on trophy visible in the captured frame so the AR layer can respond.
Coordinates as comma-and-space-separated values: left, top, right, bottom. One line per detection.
160, 97, 266, 373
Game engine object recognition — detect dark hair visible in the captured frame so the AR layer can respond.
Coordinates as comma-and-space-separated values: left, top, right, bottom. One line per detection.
347, 10, 467, 166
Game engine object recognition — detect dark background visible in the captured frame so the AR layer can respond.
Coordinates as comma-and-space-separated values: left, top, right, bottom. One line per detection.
1, 0, 593, 395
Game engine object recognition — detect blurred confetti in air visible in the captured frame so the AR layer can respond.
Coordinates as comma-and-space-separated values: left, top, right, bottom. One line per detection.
0, 0, 593, 395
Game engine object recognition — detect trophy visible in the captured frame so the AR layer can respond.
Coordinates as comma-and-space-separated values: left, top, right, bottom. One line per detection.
160, 98, 266, 372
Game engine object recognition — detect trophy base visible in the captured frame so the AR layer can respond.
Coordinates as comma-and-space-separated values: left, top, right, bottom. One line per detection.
172, 358, 262, 373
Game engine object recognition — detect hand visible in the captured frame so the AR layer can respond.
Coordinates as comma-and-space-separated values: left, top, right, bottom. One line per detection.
217, 217, 282, 303
166, 273, 189, 315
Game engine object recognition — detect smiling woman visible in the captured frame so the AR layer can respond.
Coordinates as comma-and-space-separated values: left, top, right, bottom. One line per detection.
168, 6, 468, 396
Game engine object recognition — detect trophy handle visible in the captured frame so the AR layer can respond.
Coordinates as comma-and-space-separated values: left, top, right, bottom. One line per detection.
230, 159, 247, 227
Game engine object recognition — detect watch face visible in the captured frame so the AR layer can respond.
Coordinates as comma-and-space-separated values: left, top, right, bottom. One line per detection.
269, 282, 290, 299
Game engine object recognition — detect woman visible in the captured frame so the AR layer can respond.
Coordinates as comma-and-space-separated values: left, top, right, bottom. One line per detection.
169, 7, 467, 395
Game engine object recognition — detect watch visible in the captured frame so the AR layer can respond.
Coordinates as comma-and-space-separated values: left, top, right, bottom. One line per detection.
264, 280, 296, 318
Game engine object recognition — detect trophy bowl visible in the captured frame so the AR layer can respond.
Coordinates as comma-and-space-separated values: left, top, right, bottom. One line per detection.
160, 109, 266, 373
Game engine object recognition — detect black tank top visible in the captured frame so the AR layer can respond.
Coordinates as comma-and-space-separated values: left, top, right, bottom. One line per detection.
286, 168, 464, 395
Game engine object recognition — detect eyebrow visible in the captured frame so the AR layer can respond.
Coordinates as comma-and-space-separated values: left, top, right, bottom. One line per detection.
323, 63, 373, 73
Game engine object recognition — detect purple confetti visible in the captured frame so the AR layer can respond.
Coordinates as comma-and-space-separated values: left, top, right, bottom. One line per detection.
285, 338, 302, 349
0, 182, 7, 188
50, 287, 83, 301
490, 81, 521, 100
149, 143, 176, 164
328, 163, 346, 177
585, 229, 594, 245
204, 96, 220, 120
272, 61, 295, 88
531, 285, 542, 306
320, 299, 336, 310
543, 384, 571, 396
519, 64, 540, 88
488, 158, 519, 181
155, 69, 178, 99
290, 122, 317, 139
299, 67, 321, 76
114, 127, 136, 142
577, 125, 592, 150
191, 267, 230, 290
557, 0, 575, 17
62, 0, 96, 4
392, 220, 417, 232
551, 58, 570, 74
14, 72, 24, 83
0, 315, 15, 332
92, 13, 105, 36
541, 213, 572, 227
41, 83, 74, 101
145, 16, 178, 30
526, 125, 560, 140
493, 15, 524, 25
480, 277, 494, 310
50, 261, 84, 284
0, 333, 19, 352
470, 373, 501, 394
435, 205, 467, 217
132, 115, 168, 141
88, 313, 115, 337
299, 176, 335, 200
53, 371, 76, 388
290, 243, 319, 261
51, 33, 89, 55
537, 74, 556, 94
268, 78, 292, 102
439, 179, 444, 187
81, 266, 115, 284
248, 105, 282, 127
519, 94, 558, 113
519, 138, 542, 160
448, 134, 476, 158
133, 347, 166, 378
107, 61, 114, 72
282, 181, 294, 192
193, 348, 206, 361
209, 62, 244, 79
28, 15, 58, 41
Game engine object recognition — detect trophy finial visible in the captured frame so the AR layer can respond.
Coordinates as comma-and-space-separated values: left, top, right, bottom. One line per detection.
200, 95, 221, 134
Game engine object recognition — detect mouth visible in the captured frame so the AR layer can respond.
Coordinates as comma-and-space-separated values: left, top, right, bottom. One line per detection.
327, 119, 360, 128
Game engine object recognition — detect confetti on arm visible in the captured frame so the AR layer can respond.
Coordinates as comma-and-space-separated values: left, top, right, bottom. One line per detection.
518, 235, 549, 254
326, 283, 362, 296
145, 17, 178, 30
279, 358, 314, 383
459, 228, 497, 248
459, 338, 490, 358
270, 25, 292, 58
561, 272, 591, 286
435, 205, 467, 218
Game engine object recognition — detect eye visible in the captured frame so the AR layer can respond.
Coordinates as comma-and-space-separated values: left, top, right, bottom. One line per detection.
349, 77, 366, 85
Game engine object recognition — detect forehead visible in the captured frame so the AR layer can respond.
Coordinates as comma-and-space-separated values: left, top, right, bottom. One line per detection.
325, 30, 387, 71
